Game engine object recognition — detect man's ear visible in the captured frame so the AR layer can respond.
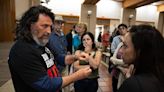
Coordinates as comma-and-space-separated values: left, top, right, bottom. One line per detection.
30, 23, 36, 33
30, 23, 34, 31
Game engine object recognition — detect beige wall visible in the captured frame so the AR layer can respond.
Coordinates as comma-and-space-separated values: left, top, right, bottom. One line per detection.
136, 5, 157, 22
97, 0, 122, 19
15, 0, 30, 20
80, 4, 97, 35
0, 0, 15, 42
109, 19, 120, 34
135, 21, 154, 26
15, 0, 40, 20
120, 8, 136, 27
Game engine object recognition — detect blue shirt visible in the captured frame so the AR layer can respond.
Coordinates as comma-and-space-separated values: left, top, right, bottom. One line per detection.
73, 34, 81, 52
47, 31, 68, 72
111, 35, 121, 54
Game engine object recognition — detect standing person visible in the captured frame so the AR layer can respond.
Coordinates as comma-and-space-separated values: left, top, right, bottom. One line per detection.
47, 15, 67, 73
109, 28, 119, 46
110, 41, 134, 90
66, 22, 87, 54
66, 24, 77, 54
47, 15, 76, 92
48, 15, 67, 55
110, 24, 128, 92
101, 26, 110, 51
65, 22, 87, 74
8, 5, 92, 92
108, 28, 119, 73
65, 23, 88, 92
118, 24, 164, 92
73, 32, 102, 92
111, 24, 128, 54
97, 31, 102, 43
97, 31, 102, 49
72, 22, 87, 53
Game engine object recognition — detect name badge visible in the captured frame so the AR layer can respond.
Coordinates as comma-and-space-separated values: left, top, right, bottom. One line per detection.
41, 53, 54, 68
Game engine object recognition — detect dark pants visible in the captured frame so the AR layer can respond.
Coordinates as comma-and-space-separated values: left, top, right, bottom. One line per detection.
111, 68, 120, 92
112, 76, 118, 92
74, 78, 98, 92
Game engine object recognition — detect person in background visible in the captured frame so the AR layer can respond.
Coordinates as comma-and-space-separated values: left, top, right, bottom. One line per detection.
110, 24, 128, 92
111, 24, 128, 54
110, 41, 134, 91
65, 24, 78, 92
118, 24, 164, 92
47, 15, 67, 73
8, 5, 92, 92
66, 24, 77, 54
108, 27, 120, 73
109, 28, 120, 47
65, 23, 87, 92
65, 22, 87, 75
72, 22, 87, 52
66, 22, 87, 54
101, 26, 110, 51
73, 32, 102, 92
96, 31, 102, 50
47, 15, 78, 92
97, 31, 102, 43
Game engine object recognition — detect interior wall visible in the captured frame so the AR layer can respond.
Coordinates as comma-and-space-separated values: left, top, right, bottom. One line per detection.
61, 15, 114, 36
162, 16, 164, 37
136, 5, 157, 22
109, 19, 120, 34
62, 23, 75, 35
161, 13, 164, 37
97, 0, 122, 19
15, 0, 30, 20
62, 15, 79, 35
80, 4, 97, 34
0, 0, 16, 42
135, 21, 154, 26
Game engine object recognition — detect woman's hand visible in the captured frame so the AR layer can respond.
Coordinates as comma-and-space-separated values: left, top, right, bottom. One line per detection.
78, 52, 90, 62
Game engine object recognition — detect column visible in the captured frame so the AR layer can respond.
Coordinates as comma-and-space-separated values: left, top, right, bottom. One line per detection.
80, 4, 97, 35
0, 0, 15, 42
120, 8, 136, 27
155, 12, 164, 37
29, 0, 40, 6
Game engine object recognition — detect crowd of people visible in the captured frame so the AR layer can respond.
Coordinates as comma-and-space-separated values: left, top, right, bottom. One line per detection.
8, 5, 164, 92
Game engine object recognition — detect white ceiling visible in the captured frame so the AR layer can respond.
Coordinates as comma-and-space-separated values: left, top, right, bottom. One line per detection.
40, 0, 160, 21
41, 0, 122, 19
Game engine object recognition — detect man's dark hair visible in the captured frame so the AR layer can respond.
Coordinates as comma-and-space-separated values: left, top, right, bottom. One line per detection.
118, 23, 127, 29
15, 5, 54, 41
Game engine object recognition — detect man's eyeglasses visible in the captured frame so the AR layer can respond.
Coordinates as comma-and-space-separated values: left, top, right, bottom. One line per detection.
119, 27, 126, 30
55, 21, 64, 25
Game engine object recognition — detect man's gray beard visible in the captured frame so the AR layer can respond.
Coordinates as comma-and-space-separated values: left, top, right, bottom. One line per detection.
32, 35, 48, 46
